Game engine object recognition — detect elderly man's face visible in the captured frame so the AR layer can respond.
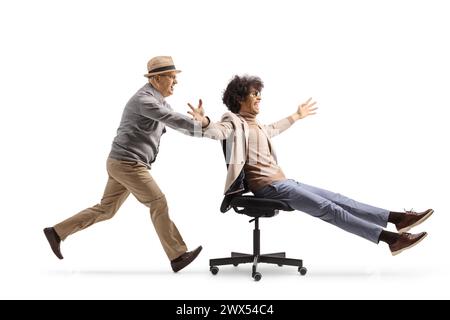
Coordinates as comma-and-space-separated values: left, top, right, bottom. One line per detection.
153, 71, 178, 97
239, 88, 261, 115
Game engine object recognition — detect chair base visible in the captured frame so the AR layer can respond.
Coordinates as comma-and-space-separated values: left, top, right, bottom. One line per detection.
210, 217, 307, 281
210, 251, 306, 281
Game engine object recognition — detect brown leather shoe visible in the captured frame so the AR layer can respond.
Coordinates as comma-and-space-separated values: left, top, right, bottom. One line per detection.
43, 227, 63, 260
396, 209, 434, 233
171, 246, 202, 272
389, 232, 427, 256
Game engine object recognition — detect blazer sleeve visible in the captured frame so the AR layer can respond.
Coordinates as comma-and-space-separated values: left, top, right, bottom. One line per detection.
202, 114, 235, 140
262, 115, 296, 138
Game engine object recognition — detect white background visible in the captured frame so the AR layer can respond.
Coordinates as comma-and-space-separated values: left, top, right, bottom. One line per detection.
1, 0, 449, 299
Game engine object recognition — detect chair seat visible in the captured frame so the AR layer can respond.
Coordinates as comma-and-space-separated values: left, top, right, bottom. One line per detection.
221, 194, 293, 218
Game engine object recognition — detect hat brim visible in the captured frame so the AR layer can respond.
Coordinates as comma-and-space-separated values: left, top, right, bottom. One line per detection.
144, 69, 182, 78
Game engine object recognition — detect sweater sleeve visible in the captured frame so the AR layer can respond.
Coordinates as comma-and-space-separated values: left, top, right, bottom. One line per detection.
137, 95, 203, 137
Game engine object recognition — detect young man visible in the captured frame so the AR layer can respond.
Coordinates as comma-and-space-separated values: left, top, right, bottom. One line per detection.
44, 56, 209, 272
192, 75, 433, 256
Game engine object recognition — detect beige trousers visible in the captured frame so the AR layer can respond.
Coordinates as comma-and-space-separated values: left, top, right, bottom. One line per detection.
53, 158, 187, 260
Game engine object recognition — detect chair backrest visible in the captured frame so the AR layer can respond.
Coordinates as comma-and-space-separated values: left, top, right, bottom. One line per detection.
220, 193, 236, 213
221, 139, 249, 196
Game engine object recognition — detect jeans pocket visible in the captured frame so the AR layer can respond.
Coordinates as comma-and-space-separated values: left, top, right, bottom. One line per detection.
261, 182, 280, 196
268, 183, 278, 192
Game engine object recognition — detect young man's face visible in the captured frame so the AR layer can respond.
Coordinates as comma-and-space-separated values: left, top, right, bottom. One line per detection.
239, 88, 261, 115
153, 71, 178, 97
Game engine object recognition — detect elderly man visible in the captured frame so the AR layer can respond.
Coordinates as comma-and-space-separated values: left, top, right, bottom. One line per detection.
191, 75, 433, 256
44, 56, 207, 272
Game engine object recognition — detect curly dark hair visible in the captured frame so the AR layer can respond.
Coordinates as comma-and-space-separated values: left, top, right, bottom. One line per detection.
222, 75, 264, 113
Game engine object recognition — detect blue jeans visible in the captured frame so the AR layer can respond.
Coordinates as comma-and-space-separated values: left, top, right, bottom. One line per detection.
254, 179, 390, 243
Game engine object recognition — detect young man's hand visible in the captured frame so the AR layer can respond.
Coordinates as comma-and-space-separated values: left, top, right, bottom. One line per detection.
293, 97, 318, 120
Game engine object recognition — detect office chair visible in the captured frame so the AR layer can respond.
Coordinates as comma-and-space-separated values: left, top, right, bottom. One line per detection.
209, 192, 307, 281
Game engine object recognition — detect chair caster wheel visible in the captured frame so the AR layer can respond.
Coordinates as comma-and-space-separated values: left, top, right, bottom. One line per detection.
233, 263, 239, 267
298, 267, 307, 275
252, 272, 262, 281
277, 264, 283, 267
210, 266, 219, 275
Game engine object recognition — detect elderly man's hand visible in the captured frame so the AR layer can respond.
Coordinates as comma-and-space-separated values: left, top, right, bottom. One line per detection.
187, 99, 209, 127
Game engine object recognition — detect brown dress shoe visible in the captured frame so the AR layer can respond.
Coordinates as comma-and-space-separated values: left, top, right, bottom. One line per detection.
389, 232, 427, 256
43, 227, 64, 259
396, 209, 434, 233
171, 246, 202, 272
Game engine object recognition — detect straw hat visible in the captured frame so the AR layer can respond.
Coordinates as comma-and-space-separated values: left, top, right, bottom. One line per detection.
144, 56, 182, 78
